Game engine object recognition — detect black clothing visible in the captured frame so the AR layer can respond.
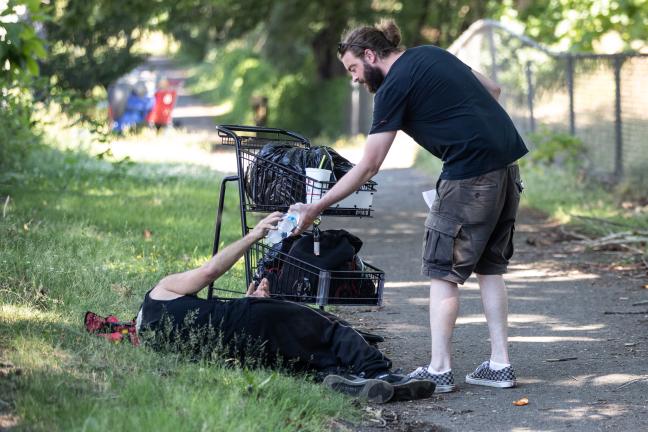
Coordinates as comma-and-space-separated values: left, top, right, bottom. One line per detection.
139, 291, 391, 376
370, 45, 528, 180
255, 230, 380, 305
286, 230, 362, 270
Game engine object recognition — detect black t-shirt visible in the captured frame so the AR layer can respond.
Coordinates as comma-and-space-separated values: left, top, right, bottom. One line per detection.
370, 45, 528, 180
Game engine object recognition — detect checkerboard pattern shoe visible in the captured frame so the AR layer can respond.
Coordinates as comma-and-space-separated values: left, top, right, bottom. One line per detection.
465, 361, 517, 388
407, 367, 457, 393
323, 374, 394, 403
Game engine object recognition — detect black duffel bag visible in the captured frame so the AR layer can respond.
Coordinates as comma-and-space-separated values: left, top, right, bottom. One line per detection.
254, 230, 378, 304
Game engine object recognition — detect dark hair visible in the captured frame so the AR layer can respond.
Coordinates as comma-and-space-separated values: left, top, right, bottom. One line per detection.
338, 19, 403, 58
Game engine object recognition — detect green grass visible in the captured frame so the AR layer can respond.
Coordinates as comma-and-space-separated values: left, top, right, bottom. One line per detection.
414, 149, 648, 237
0, 145, 354, 431
518, 164, 648, 235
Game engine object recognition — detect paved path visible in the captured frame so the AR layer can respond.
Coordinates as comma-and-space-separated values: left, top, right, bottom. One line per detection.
325, 167, 648, 432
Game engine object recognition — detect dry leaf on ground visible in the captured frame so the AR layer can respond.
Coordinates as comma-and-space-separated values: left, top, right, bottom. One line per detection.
513, 397, 529, 406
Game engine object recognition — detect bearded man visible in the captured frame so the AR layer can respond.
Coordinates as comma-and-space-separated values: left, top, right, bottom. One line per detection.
292, 19, 528, 393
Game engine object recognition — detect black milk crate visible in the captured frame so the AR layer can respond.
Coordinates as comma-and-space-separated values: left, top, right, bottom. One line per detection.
250, 241, 384, 306
217, 125, 376, 217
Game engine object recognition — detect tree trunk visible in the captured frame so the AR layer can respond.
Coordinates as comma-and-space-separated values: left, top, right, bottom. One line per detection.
412, 0, 432, 46
311, 1, 347, 80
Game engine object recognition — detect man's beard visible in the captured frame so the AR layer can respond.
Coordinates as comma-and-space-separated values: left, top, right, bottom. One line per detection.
361, 61, 385, 93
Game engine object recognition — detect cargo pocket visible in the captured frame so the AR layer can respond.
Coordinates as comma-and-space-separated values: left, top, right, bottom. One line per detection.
422, 213, 462, 271
458, 183, 499, 224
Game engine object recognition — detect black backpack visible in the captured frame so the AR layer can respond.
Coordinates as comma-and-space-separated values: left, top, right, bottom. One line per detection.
255, 230, 378, 304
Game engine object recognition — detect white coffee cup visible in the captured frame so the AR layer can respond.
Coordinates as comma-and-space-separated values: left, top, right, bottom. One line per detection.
305, 168, 332, 204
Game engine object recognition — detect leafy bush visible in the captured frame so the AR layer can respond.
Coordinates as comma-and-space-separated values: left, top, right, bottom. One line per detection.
0, 1, 48, 176
0, 82, 43, 177
188, 46, 278, 126
524, 128, 585, 168
187, 44, 347, 138
39, 1, 162, 94
269, 72, 347, 139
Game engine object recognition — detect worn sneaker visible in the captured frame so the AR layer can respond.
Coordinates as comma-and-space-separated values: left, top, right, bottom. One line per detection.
374, 372, 436, 401
323, 374, 394, 403
408, 367, 457, 393
465, 361, 516, 388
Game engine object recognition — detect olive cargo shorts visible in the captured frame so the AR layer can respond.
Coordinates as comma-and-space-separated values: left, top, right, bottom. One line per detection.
422, 165, 523, 284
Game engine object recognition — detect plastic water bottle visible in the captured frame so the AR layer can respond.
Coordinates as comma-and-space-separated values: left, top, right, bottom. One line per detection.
265, 212, 299, 245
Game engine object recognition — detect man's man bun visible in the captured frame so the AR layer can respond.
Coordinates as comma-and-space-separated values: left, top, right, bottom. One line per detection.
376, 19, 401, 48
339, 19, 404, 59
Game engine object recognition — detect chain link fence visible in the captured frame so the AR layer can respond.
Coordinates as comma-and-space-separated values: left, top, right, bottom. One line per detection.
449, 20, 648, 183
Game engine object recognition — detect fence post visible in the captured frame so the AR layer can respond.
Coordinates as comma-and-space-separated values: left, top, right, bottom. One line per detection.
487, 26, 498, 82
525, 61, 535, 133
566, 54, 575, 135
613, 55, 624, 180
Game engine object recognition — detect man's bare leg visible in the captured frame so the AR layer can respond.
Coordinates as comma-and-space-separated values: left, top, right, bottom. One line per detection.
428, 279, 459, 372
476, 273, 510, 364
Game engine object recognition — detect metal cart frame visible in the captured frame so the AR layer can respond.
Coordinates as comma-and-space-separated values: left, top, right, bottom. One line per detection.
207, 125, 383, 306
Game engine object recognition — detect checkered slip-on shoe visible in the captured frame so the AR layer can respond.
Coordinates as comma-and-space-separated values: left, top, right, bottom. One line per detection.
407, 367, 457, 393
323, 374, 394, 403
465, 361, 517, 388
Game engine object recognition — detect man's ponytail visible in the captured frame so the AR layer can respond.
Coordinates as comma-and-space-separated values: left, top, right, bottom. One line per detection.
376, 19, 401, 48
339, 19, 404, 58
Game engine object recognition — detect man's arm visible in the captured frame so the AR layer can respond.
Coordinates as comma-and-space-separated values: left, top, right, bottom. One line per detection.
291, 131, 396, 234
150, 212, 283, 300
472, 69, 501, 101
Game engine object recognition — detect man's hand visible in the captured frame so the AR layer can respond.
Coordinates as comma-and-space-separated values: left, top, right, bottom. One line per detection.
289, 202, 321, 235
291, 131, 395, 236
249, 211, 283, 241
246, 278, 270, 297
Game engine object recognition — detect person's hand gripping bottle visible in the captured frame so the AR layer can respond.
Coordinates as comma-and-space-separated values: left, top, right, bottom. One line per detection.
265, 212, 299, 245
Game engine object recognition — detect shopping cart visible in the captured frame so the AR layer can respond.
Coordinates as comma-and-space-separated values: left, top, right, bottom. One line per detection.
207, 125, 384, 306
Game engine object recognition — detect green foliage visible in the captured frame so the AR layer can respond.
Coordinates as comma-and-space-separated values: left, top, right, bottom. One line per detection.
270, 73, 348, 138
414, 144, 648, 235
397, 0, 498, 48
46, 83, 113, 144
0, 144, 354, 430
525, 128, 585, 168
0, 0, 48, 79
188, 45, 278, 125
0, 82, 43, 175
493, 0, 648, 51
40, 0, 164, 93
519, 164, 648, 235
159, 0, 274, 62
187, 44, 347, 138
614, 171, 648, 204
0, 1, 48, 174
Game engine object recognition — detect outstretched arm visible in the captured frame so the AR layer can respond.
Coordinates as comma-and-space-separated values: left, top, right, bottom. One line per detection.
290, 131, 396, 234
150, 212, 283, 300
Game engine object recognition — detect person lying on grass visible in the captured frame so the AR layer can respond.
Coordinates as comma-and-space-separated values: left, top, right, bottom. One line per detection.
135, 212, 435, 403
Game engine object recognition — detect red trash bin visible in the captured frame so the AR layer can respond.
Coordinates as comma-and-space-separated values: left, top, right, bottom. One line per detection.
147, 89, 177, 128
